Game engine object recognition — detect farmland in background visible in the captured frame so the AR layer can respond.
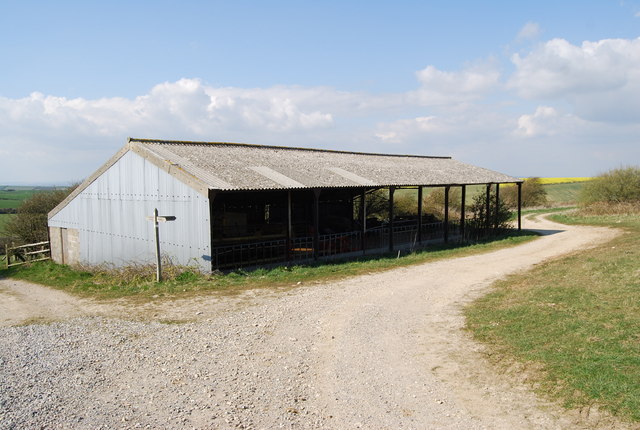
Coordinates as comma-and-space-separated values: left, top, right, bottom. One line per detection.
543, 182, 586, 205
399, 178, 591, 208
0, 188, 42, 209
0, 185, 62, 236
535, 177, 592, 185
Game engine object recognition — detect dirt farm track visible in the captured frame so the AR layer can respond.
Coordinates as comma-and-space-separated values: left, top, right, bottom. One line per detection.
0, 215, 633, 429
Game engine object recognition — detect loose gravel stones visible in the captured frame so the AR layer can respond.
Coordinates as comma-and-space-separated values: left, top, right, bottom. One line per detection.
0, 216, 624, 429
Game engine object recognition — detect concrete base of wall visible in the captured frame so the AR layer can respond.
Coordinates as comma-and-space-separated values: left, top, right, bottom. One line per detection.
49, 227, 79, 265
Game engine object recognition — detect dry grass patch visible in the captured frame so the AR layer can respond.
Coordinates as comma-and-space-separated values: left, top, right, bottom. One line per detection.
578, 201, 640, 216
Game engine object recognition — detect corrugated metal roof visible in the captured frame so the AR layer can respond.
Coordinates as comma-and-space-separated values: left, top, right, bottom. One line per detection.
129, 138, 521, 191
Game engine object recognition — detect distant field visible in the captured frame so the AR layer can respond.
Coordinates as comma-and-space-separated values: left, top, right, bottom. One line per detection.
543, 182, 586, 205
384, 182, 583, 207
0, 185, 61, 210
0, 191, 39, 209
533, 177, 592, 185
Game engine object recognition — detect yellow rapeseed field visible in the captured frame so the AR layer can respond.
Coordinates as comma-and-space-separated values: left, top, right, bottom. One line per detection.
523, 177, 592, 184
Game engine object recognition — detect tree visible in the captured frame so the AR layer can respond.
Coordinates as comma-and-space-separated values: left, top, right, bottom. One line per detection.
360, 189, 389, 221
466, 188, 512, 233
5, 186, 77, 244
580, 166, 640, 205
501, 178, 547, 208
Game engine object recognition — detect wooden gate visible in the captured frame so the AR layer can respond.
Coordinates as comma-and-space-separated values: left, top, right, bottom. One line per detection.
4, 241, 50, 268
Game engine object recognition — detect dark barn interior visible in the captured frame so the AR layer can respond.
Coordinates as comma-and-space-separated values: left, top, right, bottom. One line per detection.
209, 184, 520, 269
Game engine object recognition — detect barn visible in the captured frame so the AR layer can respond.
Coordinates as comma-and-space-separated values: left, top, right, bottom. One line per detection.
48, 138, 523, 271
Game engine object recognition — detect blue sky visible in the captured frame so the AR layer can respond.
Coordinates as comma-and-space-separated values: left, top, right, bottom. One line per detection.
1, 0, 640, 184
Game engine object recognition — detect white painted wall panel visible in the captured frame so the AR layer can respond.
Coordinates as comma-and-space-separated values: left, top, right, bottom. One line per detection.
49, 151, 211, 271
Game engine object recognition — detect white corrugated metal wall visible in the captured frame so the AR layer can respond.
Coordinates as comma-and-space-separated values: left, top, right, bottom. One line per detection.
49, 151, 211, 271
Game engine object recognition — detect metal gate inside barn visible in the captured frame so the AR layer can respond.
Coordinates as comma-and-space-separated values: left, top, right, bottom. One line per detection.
210, 187, 468, 269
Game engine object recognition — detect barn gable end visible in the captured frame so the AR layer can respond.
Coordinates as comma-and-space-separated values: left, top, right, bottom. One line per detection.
48, 149, 211, 271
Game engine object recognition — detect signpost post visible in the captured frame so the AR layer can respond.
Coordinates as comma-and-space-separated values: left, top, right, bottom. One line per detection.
146, 208, 176, 282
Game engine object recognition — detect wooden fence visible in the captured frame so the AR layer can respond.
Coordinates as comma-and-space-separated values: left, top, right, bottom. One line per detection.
3, 241, 50, 268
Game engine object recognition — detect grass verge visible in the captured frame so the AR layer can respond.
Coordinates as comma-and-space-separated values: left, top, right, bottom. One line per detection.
510, 206, 575, 221
465, 212, 640, 422
0, 231, 537, 300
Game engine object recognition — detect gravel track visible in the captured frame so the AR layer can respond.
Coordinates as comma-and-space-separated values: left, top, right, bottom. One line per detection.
0, 216, 631, 429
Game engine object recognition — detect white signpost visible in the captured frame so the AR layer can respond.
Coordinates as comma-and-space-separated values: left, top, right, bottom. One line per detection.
146, 208, 176, 282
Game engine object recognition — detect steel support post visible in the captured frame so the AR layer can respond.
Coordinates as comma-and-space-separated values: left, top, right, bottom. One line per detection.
388, 187, 395, 252
444, 186, 450, 243
313, 189, 320, 260
360, 189, 366, 254
494, 184, 500, 230
286, 191, 292, 261
485, 184, 491, 234
417, 186, 423, 244
517, 182, 522, 231
460, 185, 466, 240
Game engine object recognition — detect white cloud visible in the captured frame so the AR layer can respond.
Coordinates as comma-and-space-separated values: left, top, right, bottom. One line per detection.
410, 63, 501, 106
515, 106, 589, 137
0, 80, 343, 182
509, 37, 640, 121
516, 22, 541, 42
375, 116, 444, 143
0, 79, 337, 140
3, 35, 640, 184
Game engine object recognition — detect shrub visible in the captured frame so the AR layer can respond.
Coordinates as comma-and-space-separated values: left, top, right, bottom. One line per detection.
360, 189, 419, 221
579, 166, 640, 205
501, 178, 547, 208
361, 189, 389, 221
466, 188, 512, 233
394, 193, 418, 217
5, 185, 77, 244
423, 187, 462, 220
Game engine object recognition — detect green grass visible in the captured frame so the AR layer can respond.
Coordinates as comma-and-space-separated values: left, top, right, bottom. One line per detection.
0, 186, 65, 210
518, 206, 575, 217
465, 212, 640, 422
0, 230, 538, 300
543, 182, 586, 205
510, 206, 575, 222
0, 189, 41, 209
